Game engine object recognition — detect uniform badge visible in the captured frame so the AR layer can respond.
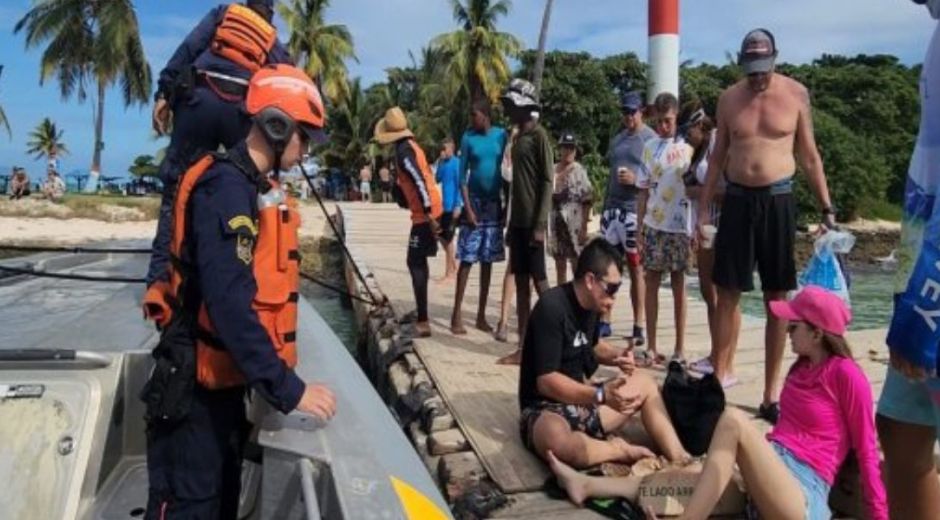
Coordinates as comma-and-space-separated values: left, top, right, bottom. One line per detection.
236, 234, 254, 265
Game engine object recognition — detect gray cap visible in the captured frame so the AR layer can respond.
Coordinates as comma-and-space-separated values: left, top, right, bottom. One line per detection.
738, 29, 777, 74
500, 78, 539, 109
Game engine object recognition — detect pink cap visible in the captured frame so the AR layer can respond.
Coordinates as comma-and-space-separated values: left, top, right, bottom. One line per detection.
769, 285, 852, 336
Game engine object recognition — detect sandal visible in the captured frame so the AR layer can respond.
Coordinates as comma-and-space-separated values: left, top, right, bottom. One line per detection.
634, 350, 666, 369
689, 357, 715, 375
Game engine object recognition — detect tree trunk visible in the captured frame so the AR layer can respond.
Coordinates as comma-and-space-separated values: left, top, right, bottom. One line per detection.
532, 0, 554, 99
92, 79, 105, 174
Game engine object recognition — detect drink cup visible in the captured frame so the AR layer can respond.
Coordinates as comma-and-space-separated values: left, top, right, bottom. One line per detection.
702, 224, 717, 250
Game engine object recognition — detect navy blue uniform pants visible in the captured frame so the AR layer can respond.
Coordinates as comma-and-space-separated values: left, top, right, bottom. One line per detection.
145, 386, 249, 520
145, 84, 252, 285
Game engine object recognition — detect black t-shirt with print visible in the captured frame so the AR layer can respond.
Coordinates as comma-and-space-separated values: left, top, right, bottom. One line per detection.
518, 282, 600, 409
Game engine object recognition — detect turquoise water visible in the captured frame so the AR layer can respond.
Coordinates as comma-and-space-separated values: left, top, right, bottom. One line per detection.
733, 268, 894, 330
301, 280, 359, 355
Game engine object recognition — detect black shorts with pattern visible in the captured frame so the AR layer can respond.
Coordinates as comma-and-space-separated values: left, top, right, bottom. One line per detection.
519, 401, 605, 451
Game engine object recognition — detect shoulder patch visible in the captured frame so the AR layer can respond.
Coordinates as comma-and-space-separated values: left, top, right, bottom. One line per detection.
228, 215, 258, 236
236, 233, 255, 265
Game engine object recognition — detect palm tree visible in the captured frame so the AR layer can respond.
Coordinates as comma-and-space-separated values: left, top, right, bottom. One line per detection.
0, 66, 10, 139
432, 0, 523, 104
15, 0, 152, 175
26, 118, 69, 162
326, 78, 372, 169
278, 0, 357, 104
532, 0, 554, 98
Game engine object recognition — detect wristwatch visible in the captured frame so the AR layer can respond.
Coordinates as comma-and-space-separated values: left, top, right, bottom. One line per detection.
595, 384, 605, 405
821, 206, 836, 216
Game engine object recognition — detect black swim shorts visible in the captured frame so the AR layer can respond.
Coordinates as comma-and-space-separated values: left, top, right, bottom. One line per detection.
712, 180, 796, 292
508, 226, 547, 282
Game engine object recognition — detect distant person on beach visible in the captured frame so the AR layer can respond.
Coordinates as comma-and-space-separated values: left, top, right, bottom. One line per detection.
374, 106, 443, 337
41, 168, 66, 202
146, 0, 293, 287
697, 29, 836, 423
451, 101, 508, 334
877, 2, 940, 519
548, 131, 593, 286
497, 79, 553, 365
547, 286, 887, 520
518, 239, 691, 469
359, 164, 372, 202
8, 168, 30, 200
636, 92, 693, 368
435, 137, 462, 283
678, 100, 742, 381
378, 163, 392, 203
601, 91, 656, 344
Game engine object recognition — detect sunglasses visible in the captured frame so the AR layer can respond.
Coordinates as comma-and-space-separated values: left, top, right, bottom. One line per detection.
594, 276, 622, 297
622, 108, 639, 116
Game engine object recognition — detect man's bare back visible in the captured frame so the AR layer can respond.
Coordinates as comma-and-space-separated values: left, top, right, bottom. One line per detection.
360, 166, 372, 183
719, 73, 811, 187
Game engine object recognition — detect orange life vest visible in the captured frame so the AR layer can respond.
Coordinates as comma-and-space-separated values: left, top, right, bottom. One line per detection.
210, 3, 277, 73
142, 155, 300, 389
397, 140, 443, 224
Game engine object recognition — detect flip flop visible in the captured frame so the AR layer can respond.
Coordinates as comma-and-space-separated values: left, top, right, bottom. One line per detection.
689, 357, 714, 375
634, 350, 666, 369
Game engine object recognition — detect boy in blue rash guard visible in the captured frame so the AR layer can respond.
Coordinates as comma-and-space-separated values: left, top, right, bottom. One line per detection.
436, 137, 462, 281
876, 3, 940, 518
450, 100, 508, 334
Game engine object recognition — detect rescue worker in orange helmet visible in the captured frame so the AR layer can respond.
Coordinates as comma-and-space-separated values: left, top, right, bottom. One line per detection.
146, 0, 292, 287
374, 107, 444, 337
141, 64, 335, 519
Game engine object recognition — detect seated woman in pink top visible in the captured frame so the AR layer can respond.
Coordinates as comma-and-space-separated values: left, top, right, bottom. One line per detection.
546, 285, 887, 520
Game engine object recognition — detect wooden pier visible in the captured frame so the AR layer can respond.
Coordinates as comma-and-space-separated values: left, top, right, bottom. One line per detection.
335, 202, 906, 519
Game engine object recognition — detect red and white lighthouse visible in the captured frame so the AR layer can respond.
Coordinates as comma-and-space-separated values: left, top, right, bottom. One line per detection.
648, 0, 680, 104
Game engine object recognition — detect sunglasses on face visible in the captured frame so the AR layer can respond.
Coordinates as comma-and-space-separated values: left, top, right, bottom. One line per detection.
622, 108, 639, 116
593, 275, 622, 297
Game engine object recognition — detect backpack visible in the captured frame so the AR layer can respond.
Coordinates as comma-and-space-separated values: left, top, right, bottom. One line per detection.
661, 361, 725, 456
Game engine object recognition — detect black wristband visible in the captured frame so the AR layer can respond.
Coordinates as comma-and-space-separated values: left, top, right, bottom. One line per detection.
821, 206, 835, 216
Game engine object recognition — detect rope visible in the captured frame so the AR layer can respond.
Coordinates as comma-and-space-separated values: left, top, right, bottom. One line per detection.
0, 244, 151, 254
0, 264, 147, 283
299, 272, 374, 305
297, 164, 384, 307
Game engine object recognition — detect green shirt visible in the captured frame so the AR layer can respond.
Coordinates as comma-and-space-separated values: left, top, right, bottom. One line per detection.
510, 125, 554, 230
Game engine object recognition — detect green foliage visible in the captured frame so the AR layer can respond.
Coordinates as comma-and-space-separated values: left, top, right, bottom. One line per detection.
794, 110, 890, 222
128, 154, 159, 179
279, 0, 357, 105
27, 118, 68, 161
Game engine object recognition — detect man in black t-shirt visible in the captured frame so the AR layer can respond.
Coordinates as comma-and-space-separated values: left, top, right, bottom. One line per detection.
518, 239, 690, 468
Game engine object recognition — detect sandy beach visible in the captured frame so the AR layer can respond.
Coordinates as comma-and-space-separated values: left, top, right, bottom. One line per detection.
0, 202, 333, 245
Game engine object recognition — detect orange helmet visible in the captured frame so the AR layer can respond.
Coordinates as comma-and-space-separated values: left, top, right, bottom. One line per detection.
246, 64, 327, 144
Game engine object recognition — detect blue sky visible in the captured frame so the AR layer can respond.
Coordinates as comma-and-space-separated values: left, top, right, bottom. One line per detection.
0, 0, 934, 180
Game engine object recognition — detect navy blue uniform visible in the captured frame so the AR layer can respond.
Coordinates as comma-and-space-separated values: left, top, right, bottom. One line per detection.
146, 3, 292, 285
145, 144, 304, 519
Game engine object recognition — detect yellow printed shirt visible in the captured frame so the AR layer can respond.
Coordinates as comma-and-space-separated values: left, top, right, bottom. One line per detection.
637, 137, 694, 234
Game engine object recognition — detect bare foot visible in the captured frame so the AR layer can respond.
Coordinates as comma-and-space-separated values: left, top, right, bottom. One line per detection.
415, 321, 432, 337
547, 451, 589, 506
475, 317, 493, 333
611, 437, 656, 463
496, 349, 521, 365
435, 274, 456, 285
494, 323, 509, 342
450, 321, 467, 335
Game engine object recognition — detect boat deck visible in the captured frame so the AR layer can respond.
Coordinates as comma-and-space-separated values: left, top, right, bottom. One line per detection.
336, 202, 911, 519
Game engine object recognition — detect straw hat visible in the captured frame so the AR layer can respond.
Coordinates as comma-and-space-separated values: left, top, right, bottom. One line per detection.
373, 107, 414, 145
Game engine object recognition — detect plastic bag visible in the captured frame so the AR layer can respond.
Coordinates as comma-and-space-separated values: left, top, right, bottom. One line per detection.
798, 230, 855, 306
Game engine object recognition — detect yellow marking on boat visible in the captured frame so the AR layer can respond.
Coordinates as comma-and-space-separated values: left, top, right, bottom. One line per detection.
390, 476, 449, 520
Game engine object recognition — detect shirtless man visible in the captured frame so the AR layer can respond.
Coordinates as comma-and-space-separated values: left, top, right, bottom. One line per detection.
697, 29, 836, 424
378, 164, 392, 203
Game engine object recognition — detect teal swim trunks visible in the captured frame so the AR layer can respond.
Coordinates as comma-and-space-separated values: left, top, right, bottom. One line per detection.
877, 365, 940, 439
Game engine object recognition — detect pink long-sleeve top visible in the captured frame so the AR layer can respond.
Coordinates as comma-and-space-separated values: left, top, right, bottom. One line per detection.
767, 356, 887, 520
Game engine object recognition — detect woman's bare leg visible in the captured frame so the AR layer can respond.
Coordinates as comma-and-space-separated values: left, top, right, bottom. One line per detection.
681, 408, 804, 520
547, 450, 643, 506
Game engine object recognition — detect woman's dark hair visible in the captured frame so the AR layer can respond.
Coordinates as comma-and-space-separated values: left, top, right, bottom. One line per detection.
680, 99, 715, 184
575, 239, 624, 280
